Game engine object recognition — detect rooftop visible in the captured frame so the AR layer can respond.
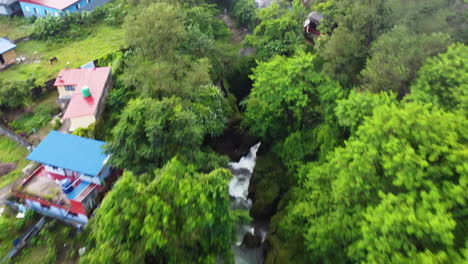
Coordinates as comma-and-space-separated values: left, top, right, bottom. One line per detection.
27, 131, 108, 177
20, 166, 70, 206
17, 166, 97, 208
54, 67, 111, 119
0, 37, 16, 54
18, 0, 78, 11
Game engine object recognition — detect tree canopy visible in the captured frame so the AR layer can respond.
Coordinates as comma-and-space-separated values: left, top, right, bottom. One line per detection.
242, 52, 343, 140
81, 160, 235, 264
275, 102, 468, 263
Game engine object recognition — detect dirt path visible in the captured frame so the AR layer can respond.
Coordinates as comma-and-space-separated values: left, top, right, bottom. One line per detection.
219, 14, 250, 45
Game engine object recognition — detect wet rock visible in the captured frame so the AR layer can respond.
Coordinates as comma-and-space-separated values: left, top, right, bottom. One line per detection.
242, 231, 262, 249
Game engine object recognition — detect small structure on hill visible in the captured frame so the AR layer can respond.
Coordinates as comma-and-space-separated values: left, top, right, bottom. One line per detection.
304, 11, 323, 43
0, 37, 16, 66
0, 0, 21, 16
11, 131, 121, 225
53, 67, 112, 132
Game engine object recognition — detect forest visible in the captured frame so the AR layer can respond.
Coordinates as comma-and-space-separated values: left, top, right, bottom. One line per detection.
0, 0, 467, 263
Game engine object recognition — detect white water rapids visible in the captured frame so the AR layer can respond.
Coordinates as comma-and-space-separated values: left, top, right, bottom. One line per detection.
228, 143, 266, 264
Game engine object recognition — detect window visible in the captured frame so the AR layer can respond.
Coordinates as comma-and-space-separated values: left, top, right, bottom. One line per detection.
65, 85, 75, 91
55, 11, 59, 16
76, 3, 80, 9
44, 10, 49, 15
34, 7, 39, 14
66, 10, 70, 15
25, 6, 30, 12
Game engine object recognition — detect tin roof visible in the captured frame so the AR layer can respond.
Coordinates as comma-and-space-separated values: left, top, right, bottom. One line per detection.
27, 131, 108, 177
0, 37, 16, 54
18, 0, 78, 10
54, 67, 111, 119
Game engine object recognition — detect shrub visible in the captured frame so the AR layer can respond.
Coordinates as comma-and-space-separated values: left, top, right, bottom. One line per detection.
0, 79, 34, 110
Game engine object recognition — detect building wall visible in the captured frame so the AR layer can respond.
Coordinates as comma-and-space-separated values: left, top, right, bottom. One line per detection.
1, 49, 16, 65
19, 0, 88, 18
94, 70, 112, 120
19, 1, 61, 17
26, 199, 88, 224
56, 85, 75, 99
44, 164, 66, 175
69, 115, 95, 132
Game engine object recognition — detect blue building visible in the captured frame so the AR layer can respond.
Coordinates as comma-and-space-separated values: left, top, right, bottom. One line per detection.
18, 0, 111, 18
12, 131, 121, 225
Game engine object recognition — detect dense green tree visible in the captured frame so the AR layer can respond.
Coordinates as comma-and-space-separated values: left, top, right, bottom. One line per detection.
82, 160, 236, 263
360, 26, 452, 97
317, 0, 390, 84
232, 0, 258, 30
272, 102, 468, 263
0, 79, 34, 110
244, 2, 305, 61
406, 43, 468, 115
106, 90, 230, 173
106, 97, 203, 174
124, 2, 186, 59
335, 90, 396, 133
242, 52, 343, 140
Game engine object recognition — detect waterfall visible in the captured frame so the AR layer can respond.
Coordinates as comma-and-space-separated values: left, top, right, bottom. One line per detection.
228, 143, 266, 264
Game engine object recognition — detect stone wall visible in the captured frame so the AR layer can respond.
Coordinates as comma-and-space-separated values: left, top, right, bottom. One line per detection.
0, 123, 34, 149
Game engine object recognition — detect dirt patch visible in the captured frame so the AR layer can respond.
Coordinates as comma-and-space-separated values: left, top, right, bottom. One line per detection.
0, 162, 17, 177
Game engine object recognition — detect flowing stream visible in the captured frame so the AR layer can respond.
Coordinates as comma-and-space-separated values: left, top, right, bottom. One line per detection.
228, 143, 267, 264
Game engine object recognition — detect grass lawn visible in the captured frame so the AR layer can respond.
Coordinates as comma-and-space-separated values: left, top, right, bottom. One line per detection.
0, 24, 126, 85
0, 136, 30, 189
0, 17, 32, 40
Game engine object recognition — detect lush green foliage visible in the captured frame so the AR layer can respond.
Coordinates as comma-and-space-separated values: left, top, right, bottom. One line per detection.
335, 90, 396, 133
106, 93, 230, 174
244, 2, 305, 61
9, 103, 60, 133
232, 0, 258, 30
0, 79, 34, 110
82, 160, 235, 264
407, 43, 468, 115
242, 52, 343, 140
360, 26, 452, 97
274, 102, 468, 263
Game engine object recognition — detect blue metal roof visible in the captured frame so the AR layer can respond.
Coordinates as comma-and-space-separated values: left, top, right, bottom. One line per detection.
0, 37, 16, 54
27, 131, 108, 177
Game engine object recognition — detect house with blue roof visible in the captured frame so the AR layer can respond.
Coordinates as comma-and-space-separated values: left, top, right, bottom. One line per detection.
12, 131, 121, 225
0, 37, 16, 66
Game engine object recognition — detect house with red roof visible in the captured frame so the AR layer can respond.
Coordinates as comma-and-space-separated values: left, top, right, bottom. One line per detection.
18, 0, 111, 18
54, 67, 112, 132
12, 131, 121, 225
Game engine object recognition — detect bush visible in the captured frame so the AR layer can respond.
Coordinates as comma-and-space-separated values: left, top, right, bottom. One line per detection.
9, 104, 60, 133
0, 79, 34, 110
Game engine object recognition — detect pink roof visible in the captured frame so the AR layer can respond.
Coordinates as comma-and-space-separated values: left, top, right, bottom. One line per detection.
54, 67, 111, 119
19, 0, 78, 10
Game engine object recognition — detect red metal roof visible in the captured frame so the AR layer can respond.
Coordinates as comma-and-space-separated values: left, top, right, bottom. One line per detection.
19, 0, 79, 10
54, 67, 111, 119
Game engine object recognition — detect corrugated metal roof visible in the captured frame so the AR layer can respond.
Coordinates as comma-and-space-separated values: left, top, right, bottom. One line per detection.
54, 67, 111, 119
18, 0, 78, 10
0, 37, 16, 54
27, 131, 108, 177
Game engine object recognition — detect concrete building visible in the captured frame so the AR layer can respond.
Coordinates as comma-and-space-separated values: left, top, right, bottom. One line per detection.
54, 67, 112, 132
12, 131, 121, 225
